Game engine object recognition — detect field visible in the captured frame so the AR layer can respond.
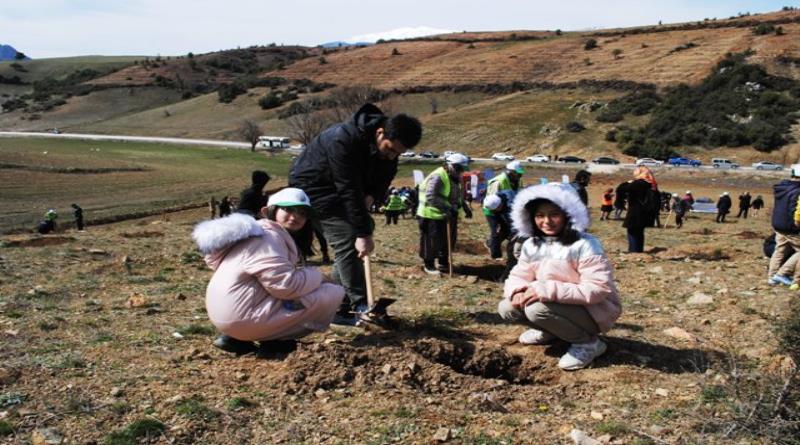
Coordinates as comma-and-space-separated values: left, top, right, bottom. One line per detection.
1, 138, 798, 444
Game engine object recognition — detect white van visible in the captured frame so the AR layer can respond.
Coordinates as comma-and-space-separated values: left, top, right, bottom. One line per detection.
711, 158, 739, 169
257, 136, 291, 149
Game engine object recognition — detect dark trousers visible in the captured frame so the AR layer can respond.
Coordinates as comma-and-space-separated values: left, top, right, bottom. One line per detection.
485, 214, 511, 259
627, 226, 645, 253
716, 211, 728, 223
76, 217, 84, 231
385, 211, 399, 225
312, 220, 330, 262
675, 213, 684, 228
419, 217, 454, 270
319, 216, 367, 307
737, 207, 749, 218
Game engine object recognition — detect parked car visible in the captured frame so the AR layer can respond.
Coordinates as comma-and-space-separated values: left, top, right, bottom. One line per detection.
690, 197, 717, 213
557, 156, 586, 164
491, 153, 515, 161
752, 161, 783, 171
711, 158, 739, 169
592, 156, 620, 165
526, 154, 551, 163
418, 151, 440, 159
400, 150, 416, 158
668, 157, 701, 167
443, 151, 457, 157
635, 158, 663, 167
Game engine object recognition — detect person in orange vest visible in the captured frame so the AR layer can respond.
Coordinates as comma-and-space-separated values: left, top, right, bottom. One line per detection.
599, 188, 614, 220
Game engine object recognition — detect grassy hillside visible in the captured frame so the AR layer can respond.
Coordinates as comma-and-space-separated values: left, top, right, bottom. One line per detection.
0, 55, 142, 84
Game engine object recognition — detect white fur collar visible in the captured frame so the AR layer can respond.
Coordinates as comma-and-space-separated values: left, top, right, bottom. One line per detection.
192, 213, 264, 254
511, 183, 590, 237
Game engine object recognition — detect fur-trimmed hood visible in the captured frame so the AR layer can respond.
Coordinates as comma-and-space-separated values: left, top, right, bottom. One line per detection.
511, 183, 590, 237
192, 213, 264, 255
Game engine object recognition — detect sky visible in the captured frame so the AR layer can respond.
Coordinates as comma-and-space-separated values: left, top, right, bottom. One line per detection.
1, 0, 796, 58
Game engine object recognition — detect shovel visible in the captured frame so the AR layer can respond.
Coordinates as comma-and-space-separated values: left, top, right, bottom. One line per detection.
357, 254, 396, 326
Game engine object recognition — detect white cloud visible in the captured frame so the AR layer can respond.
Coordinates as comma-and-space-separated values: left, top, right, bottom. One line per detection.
347, 26, 457, 43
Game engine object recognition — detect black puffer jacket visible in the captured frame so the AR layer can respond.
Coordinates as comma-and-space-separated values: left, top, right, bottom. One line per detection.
619, 179, 656, 229
288, 104, 397, 237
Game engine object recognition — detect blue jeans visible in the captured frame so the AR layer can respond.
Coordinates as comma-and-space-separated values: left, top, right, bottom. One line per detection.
485, 214, 511, 259
627, 227, 645, 253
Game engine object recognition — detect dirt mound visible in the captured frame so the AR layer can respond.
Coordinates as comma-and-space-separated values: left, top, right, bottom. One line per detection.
2, 235, 75, 248
735, 230, 764, 239
119, 230, 164, 239
656, 245, 730, 261
269, 337, 559, 396
455, 240, 489, 256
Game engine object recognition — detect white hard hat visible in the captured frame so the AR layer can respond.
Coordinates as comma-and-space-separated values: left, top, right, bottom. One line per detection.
506, 160, 525, 174
792, 164, 800, 177
484, 194, 503, 211
446, 153, 469, 167
267, 187, 311, 208
672, 193, 679, 198
685, 190, 692, 194
722, 192, 729, 196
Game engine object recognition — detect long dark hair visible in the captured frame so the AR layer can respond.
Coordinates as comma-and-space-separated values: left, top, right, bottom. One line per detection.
265, 206, 315, 258
525, 198, 580, 245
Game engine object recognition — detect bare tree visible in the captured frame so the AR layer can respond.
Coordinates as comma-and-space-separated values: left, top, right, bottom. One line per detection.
285, 104, 332, 146
238, 119, 263, 152
326, 86, 384, 123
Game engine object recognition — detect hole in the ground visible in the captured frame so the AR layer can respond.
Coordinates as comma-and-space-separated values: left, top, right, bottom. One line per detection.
455, 263, 506, 281
410, 338, 531, 383
3, 235, 75, 248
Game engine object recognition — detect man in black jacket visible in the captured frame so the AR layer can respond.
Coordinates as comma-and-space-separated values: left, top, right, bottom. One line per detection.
237, 170, 271, 217
289, 104, 422, 322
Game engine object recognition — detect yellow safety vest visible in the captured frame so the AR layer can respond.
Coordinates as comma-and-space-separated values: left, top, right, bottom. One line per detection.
416, 167, 450, 220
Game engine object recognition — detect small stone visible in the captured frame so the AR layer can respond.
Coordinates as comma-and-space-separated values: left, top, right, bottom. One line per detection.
407, 362, 420, 374
314, 388, 327, 397
687, 292, 713, 305
110, 387, 123, 397
663, 327, 698, 342
467, 275, 479, 284
649, 425, 667, 435
3, 329, 19, 337
740, 291, 756, 297
590, 411, 604, 420
427, 288, 440, 295
716, 288, 728, 294
175, 292, 187, 301
655, 388, 669, 397
570, 428, 602, 445
172, 332, 184, 340
701, 319, 711, 325
126, 294, 149, 308
648, 266, 663, 274
166, 394, 185, 404
381, 364, 394, 375
596, 434, 612, 444
88, 249, 108, 255
433, 427, 451, 442
32, 428, 64, 445
235, 372, 249, 381
687, 277, 702, 285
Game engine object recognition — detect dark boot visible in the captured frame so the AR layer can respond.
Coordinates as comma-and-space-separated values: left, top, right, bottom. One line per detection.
212, 335, 257, 354
257, 339, 297, 357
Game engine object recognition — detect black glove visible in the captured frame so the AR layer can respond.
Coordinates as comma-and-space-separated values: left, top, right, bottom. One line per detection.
464, 207, 473, 219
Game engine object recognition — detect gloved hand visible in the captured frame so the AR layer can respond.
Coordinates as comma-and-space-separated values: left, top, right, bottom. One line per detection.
464, 207, 473, 219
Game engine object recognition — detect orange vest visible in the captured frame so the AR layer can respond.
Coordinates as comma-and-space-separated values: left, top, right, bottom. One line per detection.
601, 193, 613, 206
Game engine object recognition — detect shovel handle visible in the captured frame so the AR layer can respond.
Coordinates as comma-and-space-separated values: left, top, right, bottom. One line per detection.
363, 255, 375, 308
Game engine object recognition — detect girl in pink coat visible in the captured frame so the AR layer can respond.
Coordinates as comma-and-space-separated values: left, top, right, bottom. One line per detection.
498, 183, 621, 370
192, 188, 345, 355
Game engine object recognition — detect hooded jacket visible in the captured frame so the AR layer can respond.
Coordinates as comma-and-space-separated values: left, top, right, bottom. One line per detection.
288, 103, 396, 237
192, 213, 343, 341
772, 179, 800, 234
503, 183, 622, 332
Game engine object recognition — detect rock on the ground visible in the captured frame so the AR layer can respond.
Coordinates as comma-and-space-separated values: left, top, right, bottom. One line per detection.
433, 427, 451, 442
687, 292, 713, 305
663, 327, 699, 342
31, 428, 63, 445
0, 367, 21, 385
570, 429, 602, 445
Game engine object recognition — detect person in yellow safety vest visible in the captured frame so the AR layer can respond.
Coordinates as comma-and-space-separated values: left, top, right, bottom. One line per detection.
417, 153, 473, 275
384, 189, 406, 225
482, 160, 525, 258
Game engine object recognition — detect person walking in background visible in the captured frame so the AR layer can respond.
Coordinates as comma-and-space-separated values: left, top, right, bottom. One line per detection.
751, 195, 765, 218
767, 165, 800, 286
617, 166, 659, 253
483, 161, 524, 259
238, 170, 271, 218
383, 189, 406, 225
737, 192, 751, 219
599, 188, 613, 221
193, 188, 345, 355
289, 103, 422, 323
218, 196, 232, 217
571, 170, 592, 205
498, 183, 621, 370
71, 204, 84, 231
417, 154, 471, 275
612, 182, 627, 220
716, 192, 732, 223
209, 196, 218, 219
671, 193, 689, 228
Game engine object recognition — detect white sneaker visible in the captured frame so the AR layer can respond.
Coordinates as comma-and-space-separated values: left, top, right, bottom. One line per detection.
518, 328, 556, 345
558, 338, 607, 371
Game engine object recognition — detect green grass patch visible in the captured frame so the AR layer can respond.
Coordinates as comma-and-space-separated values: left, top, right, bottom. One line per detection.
700, 385, 727, 403
177, 323, 215, 337
104, 418, 165, 445
595, 420, 630, 435
226, 396, 255, 410
0, 420, 13, 436
55, 354, 87, 369
175, 396, 218, 421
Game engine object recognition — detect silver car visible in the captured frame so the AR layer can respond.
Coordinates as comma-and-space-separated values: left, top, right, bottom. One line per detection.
751, 161, 783, 171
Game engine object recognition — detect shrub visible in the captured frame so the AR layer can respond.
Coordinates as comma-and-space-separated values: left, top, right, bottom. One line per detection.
565, 121, 585, 132
752, 23, 776, 35
105, 419, 165, 445
258, 92, 283, 109
217, 82, 247, 103
391, 48, 401, 56
584, 39, 598, 50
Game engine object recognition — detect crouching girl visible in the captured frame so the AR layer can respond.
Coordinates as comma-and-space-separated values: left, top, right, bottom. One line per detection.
498, 183, 621, 370
192, 188, 345, 355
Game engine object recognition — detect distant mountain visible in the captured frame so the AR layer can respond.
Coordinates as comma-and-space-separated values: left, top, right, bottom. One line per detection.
0, 44, 30, 61
320, 41, 372, 48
